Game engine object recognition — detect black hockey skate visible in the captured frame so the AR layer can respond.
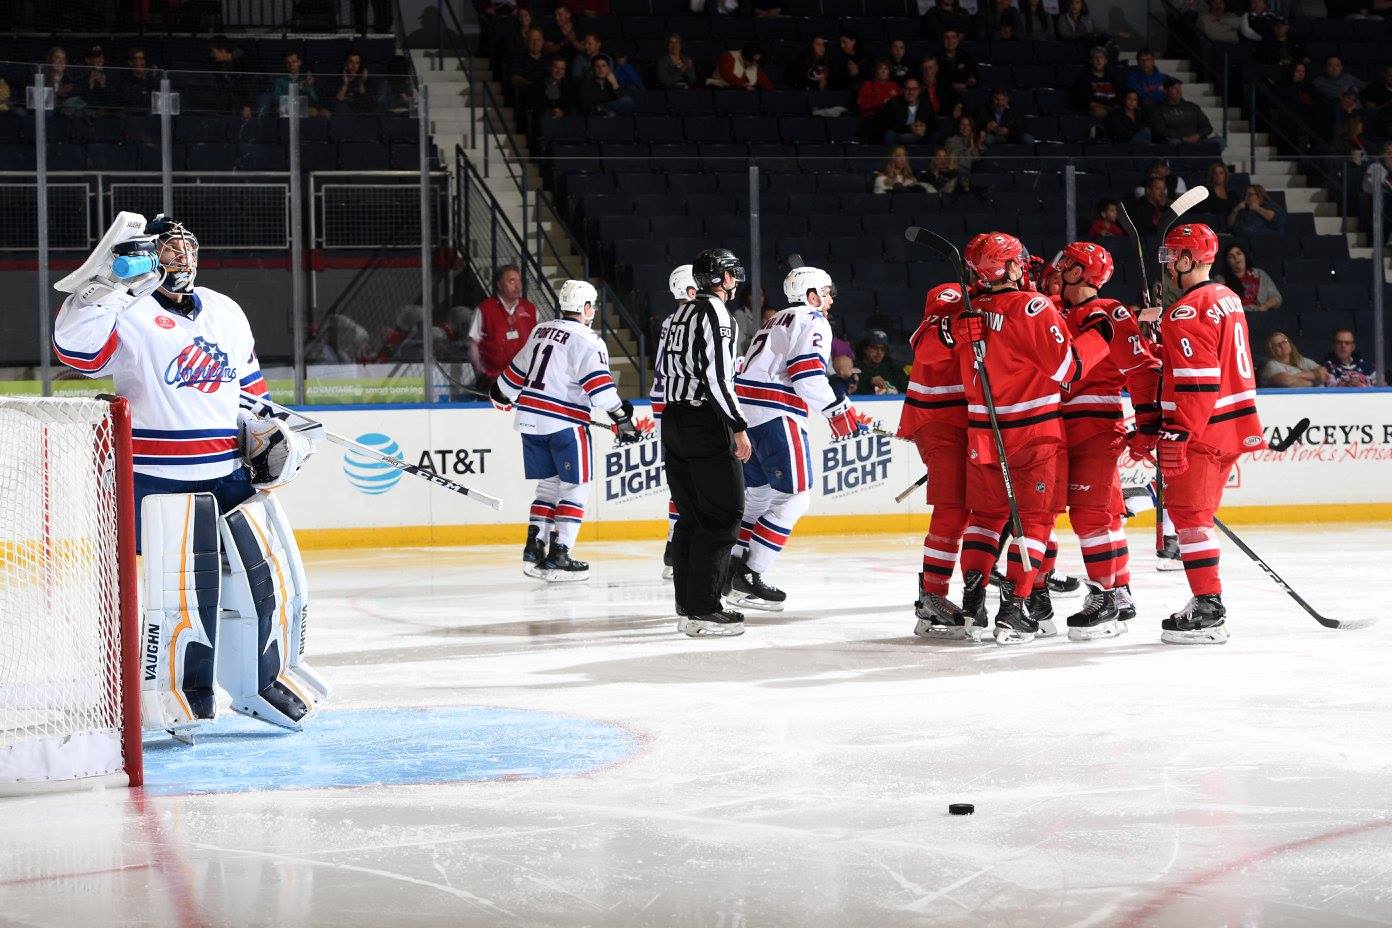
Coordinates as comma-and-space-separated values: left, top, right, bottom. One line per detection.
1026, 585, 1057, 637
522, 525, 547, 578
961, 569, 991, 642
914, 574, 967, 640
726, 556, 786, 612
662, 540, 674, 580
679, 608, 746, 638
539, 535, 589, 583
1067, 584, 1122, 641
1045, 570, 1084, 598
993, 580, 1038, 645
1156, 534, 1183, 571
1162, 595, 1227, 645
1114, 583, 1136, 623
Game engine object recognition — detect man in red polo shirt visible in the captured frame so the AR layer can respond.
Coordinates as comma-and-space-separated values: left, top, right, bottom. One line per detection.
468, 264, 538, 390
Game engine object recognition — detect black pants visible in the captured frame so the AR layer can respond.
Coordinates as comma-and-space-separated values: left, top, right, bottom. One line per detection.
661, 402, 745, 616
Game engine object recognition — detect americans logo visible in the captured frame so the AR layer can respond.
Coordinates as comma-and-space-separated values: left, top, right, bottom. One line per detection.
163, 336, 235, 393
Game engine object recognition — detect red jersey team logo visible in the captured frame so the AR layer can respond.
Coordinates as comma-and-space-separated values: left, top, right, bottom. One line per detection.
155, 315, 176, 329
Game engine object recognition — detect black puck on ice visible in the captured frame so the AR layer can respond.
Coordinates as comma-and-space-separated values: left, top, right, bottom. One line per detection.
948, 803, 975, 816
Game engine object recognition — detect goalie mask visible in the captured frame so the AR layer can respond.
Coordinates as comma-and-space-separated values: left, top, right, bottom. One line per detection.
152, 214, 199, 294
782, 266, 836, 309
558, 279, 599, 326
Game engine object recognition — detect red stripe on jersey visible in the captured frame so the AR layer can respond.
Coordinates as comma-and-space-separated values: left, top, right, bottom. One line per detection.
53, 328, 121, 373
517, 394, 590, 424
131, 436, 239, 456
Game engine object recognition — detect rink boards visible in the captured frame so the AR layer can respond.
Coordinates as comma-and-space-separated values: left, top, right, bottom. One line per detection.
272, 389, 1392, 548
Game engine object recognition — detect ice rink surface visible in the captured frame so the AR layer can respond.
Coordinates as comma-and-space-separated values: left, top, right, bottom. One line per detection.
3, 526, 1391, 928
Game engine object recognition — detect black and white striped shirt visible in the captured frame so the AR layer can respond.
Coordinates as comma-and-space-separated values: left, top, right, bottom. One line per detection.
658, 292, 747, 432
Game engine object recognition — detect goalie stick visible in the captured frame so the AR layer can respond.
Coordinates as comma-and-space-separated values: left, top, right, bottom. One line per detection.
903, 225, 1031, 571
238, 391, 504, 511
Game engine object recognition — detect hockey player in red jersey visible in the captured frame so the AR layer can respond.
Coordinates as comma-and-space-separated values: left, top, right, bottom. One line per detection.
1130, 223, 1262, 644
955, 233, 1113, 645
1053, 241, 1162, 640
898, 282, 970, 638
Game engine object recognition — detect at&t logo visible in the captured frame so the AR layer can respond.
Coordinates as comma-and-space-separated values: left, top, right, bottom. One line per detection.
343, 433, 404, 494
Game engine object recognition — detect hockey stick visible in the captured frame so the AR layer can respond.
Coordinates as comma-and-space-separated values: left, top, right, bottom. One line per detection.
895, 473, 928, 504
904, 225, 1031, 570
870, 426, 915, 443
238, 391, 505, 511
1267, 417, 1311, 453
432, 362, 641, 434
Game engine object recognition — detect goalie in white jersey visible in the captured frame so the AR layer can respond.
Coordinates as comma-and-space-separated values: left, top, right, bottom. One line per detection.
51, 211, 327, 738
492, 279, 641, 581
727, 266, 867, 609
652, 264, 697, 580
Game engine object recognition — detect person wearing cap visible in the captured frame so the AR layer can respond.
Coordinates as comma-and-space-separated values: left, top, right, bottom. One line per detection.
1149, 77, 1212, 144
1125, 49, 1170, 107
81, 44, 115, 110
921, 0, 972, 39
1071, 46, 1126, 120
854, 331, 908, 395
1256, 17, 1304, 70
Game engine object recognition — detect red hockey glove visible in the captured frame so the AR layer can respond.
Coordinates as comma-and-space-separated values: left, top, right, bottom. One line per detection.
1078, 310, 1114, 343
610, 399, 642, 445
1158, 428, 1190, 477
954, 309, 987, 345
1125, 428, 1158, 464
825, 399, 867, 439
488, 381, 513, 412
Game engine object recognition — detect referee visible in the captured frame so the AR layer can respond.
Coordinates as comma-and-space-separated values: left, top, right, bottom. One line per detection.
659, 248, 753, 638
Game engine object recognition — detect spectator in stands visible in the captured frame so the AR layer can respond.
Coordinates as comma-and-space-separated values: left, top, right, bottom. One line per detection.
656, 34, 698, 90
526, 57, 575, 118
1313, 56, 1364, 102
855, 331, 908, 395
203, 36, 247, 113
1072, 46, 1126, 119
1260, 332, 1328, 387
544, 6, 583, 60
1019, 0, 1053, 39
568, 33, 603, 80
1130, 177, 1171, 232
1360, 64, 1392, 128
790, 36, 832, 92
918, 56, 963, 126
1362, 142, 1392, 223
45, 47, 78, 112
0, 79, 16, 117
118, 48, 158, 110
1133, 159, 1188, 199
946, 115, 985, 178
1088, 199, 1126, 237
577, 55, 633, 116
1126, 49, 1169, 106
1334, 90, 1365, 136
1220, 244, 1282, 313
1239, 0, 1275, 41
709, 43, 774, 92
306, 314, 371, 365
1273, 60, 1321, 138
1201, 161, 1242, 215
874, 145, 929, 193
334, 48, 377, 114
501, 6, 536, 61
977, 85, 1032, 146
511, 28, 553, 93
1322, 329, 1380, 387
1055, 0, 1099, 41
979, 0, 1023, 42
923, 0, 972, 39
558, 0, 610, 15
262, 51, 321, 117
880, 79, 935, 145
1150, 78, 1213, 144
857, 60, 901, 119
1256, 17, 1304, 69
754, 0, 786, 17
921, 145, 963, 193
1106, 90, 1153, 142
1197, 0, 1242, 44
887, 38, 915, 84
938, 30, 979, 93
379, 55, 416, 114
828, 354, 859, 400
1333, 113, 1366, 167
80, 45, 116, 111
611, 52, 645, 90
469, 265, 537, 391
1227, 185, 1285, 236
832, 32, 865, 91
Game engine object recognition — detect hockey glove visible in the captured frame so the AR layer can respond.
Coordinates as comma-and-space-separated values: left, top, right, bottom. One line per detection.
1125, 428, 1159, 465
954, 309, 987, 346
1078, 310, 1114, 343
611, 399, 642, 445
1157, 428, 1190, 477
242, 415, 320, 490
488, 380, 513, 412
825, 399, 867, 439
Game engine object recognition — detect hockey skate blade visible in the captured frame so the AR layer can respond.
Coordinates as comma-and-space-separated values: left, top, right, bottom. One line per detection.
994, 627, 1036, 646
1161, 626, 1229, 645
541, 569, 590, 583
1067, 620, 1121, 642
1156, 558, 1184, 572
725, 592, 784, 612
1036, 619, 1058, 638
678, 616, 745, 637
523, 563, 545, 578
661, 566, 674, 580
914, 620, 968, 641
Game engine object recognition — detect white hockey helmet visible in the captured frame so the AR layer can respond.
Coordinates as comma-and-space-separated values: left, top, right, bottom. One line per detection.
783, 266, 835, 307
558, 279, 599, 326
668, 264, 697, 301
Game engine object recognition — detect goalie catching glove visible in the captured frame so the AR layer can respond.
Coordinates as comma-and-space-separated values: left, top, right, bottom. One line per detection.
824, 398, 867, 439
53, 211, 164, 307
610, 399, 641, 445
241, 414, 321, 490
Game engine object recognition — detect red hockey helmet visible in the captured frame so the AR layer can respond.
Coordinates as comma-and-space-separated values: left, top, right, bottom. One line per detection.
1159, 222, 1219, 266
964, 232, 1027, 283
922, 281, 965, 319
1058, 241, 1115, 288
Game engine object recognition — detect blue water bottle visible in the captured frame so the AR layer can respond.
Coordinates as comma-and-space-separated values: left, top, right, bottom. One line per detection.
112, 253, 159, 278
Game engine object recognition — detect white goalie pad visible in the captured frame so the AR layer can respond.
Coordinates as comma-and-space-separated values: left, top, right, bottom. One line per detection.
54, 211, 163, 307
140, 493, 222, 734
217, 494, 328, 731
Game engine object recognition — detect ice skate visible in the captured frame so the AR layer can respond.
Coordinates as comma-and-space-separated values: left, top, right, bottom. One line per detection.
522, 525, 547, 578
1045, 570, 1085, 598
1067, 584, 1122, 641
993, 580, 1037, 645
914, 575, 966, 640
1161, 595, 1228, 645
1026, 586, 1057, 637
679, 608, 746, 638
662, 540, 674, 580
961, 569, 991, 642
726, 556, 786, 612
1156, 535, 1183, 571
539, 537, 590, 583
1114, 583, 1136, 624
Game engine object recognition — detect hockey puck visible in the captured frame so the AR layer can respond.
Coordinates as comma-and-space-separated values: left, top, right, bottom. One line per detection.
948, 803, 975, 816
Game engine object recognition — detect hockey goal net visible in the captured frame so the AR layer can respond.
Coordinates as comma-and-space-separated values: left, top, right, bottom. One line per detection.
0, 395, 141, 792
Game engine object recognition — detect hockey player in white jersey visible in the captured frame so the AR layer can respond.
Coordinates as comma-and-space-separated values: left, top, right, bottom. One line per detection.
492, 279, 642, 581
727, 266, 867, 609
51, 212, 328, 738
654, 264, 697, 580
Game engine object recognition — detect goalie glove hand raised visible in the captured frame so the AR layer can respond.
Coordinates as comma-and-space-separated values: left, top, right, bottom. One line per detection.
610, 399, 641, 445
242, 415, 321, 490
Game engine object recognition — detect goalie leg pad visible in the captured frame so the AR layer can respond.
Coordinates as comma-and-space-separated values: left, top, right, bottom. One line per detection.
217, 495, 325, 730
140, 492, 222, 733
259, 493, 330, 702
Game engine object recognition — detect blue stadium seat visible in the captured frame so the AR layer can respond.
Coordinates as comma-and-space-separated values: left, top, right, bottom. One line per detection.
749, 143, 799, 172
0, 143, 32, 170
84, 143, 136, 171
551, 143, 602, 175
585, 194, 636, 218
711, 93, 765, 117
600, 142, 652, 171
648, 142, 698, 171
700, 142, 749, 173
175, 115, 228, 143
825, 117, 865, 143
635, 115, 685, 143
761, 92, 810, 116
1316, 282, 1369, 311
764, 214, 809, 237
336, 140, 389, 170
730, 116, 782, 144
683, 115, 731, 141
614, 238, 669, 268
1302, 235, 1349, 261
380, 117, 419, 142
797, 142, 844, 169
665, 173, 708, 198
627, 91, 669, 116
614, 172, 667, 196
703, 216, 745, 240
668, 91, 715, 116
186, 142, 237, 171
301, 141, 336, 172
388, 141, 420, 170
239, 143, 289, 171
587, 117, 635, 144
328, 115, 379, 141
